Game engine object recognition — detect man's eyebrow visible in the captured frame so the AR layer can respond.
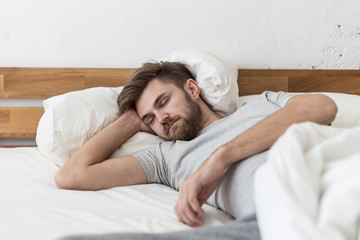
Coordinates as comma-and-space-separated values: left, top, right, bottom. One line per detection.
141, 92, 166, 123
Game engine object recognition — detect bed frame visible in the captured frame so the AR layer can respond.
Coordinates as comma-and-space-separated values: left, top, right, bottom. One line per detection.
1, 67, 359, 147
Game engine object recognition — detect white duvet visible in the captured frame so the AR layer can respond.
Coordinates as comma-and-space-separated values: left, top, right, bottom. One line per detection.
255, 122, 360, 240
0, 148, 232, 240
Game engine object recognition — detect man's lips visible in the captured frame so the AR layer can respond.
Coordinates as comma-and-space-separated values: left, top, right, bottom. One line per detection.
168, 120, 177, 131
163, 116, 180, 136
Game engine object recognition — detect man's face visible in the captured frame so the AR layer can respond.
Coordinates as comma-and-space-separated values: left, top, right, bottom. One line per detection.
136, 79, 203, 141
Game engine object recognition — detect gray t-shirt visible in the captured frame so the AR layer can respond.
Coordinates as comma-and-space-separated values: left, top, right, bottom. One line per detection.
132, 91, 295, 218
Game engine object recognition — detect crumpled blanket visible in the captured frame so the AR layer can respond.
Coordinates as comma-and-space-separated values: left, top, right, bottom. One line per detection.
255, 122, 360, 240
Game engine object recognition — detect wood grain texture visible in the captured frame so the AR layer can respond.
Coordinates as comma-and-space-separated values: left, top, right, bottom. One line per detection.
0, 107, 44, 138
0, 68, 134, 99
238, 69, 360, 95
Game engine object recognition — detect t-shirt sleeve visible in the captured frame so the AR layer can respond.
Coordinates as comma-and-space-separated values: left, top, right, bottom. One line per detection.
264, 91, 300, 108
131, 144, 166, 184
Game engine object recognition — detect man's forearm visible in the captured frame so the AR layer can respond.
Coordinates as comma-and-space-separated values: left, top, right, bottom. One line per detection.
67, 111, 141, 168
55, 110, 148, 190
216, 94, 338, 169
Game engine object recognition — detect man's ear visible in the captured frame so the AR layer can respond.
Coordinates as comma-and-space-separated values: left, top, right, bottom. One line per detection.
185, 79, 201, 100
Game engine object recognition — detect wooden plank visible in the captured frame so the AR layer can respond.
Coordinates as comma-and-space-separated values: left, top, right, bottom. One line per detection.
238, 69, 360, 95
238, 76, 288, 96
288, 76, 360, 94
0, 74, 4, 91
0, 68, 134, 99
0, 107, 44, 138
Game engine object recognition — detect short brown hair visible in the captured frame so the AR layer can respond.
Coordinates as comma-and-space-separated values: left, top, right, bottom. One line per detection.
117, 61, 195, 115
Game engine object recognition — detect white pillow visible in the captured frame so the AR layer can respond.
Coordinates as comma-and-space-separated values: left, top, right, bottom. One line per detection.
36, 87, 163, 167
162, 49, 239, 117
322, 92, 360, 128
236, 92, 360, 128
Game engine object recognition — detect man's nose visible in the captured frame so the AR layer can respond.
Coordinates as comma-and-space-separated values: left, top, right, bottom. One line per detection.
156, 112, 169, 124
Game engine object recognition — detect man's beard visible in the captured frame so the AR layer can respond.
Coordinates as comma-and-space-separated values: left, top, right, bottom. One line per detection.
162, 93, 203, 141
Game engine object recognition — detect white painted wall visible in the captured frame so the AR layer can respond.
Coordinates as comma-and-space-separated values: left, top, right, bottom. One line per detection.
1, 0, 360, 69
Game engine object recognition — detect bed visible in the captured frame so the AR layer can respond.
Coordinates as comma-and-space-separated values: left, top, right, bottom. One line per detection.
1, 61, 360, 240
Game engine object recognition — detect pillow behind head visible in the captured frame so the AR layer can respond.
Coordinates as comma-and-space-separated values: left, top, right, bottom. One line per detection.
162, 49, 239, 117
36, 87, 163, 167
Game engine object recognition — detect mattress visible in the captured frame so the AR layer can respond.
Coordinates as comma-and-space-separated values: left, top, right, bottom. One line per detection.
0, 147, 232, 240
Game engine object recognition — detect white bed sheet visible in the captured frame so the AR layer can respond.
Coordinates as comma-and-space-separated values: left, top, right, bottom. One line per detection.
0, 147, 232, 240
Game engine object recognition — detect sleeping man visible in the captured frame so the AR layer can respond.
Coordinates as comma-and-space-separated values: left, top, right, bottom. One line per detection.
56, 61, 337, 240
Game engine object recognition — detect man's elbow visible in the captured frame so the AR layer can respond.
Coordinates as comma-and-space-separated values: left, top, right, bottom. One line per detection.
314, 94, 338, 125
55, 170, 72, 190
55, 167, 83, 190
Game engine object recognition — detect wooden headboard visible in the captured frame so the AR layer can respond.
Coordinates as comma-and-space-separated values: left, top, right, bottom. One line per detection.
1, 67, 360, 146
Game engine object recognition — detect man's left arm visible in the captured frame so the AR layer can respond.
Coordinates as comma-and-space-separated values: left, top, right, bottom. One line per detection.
174, 94, 338, 227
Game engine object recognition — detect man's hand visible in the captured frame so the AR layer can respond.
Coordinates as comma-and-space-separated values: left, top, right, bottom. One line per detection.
174, 148, 227, 227
123, 109, 154, 134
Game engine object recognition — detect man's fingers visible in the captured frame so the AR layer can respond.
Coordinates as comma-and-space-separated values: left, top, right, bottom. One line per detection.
189, 198, 205, 216
176, 181, 206, 227
183, 202, 204, 226
175, 199, 203, 226
181, 212, 197, 227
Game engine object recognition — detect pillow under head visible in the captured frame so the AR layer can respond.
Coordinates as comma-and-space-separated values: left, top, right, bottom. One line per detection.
36, 87, 163, 167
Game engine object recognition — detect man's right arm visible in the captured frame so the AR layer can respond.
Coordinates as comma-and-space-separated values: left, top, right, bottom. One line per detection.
55, 110, 149, 190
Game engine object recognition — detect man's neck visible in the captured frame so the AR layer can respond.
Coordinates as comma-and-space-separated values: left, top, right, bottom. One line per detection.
199, 106, 223, 130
